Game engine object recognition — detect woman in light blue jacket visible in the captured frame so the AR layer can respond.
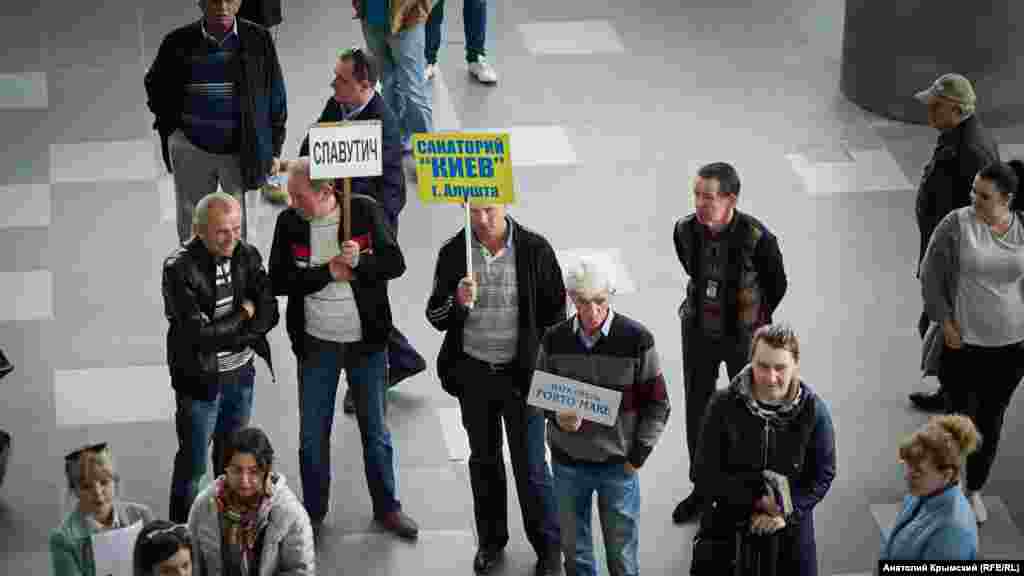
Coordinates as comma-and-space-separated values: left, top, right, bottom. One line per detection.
880, 415, 979, 561
50, 443, 155, 576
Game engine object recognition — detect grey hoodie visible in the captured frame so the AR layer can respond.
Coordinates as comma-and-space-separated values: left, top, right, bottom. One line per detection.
188, 473, 315, 576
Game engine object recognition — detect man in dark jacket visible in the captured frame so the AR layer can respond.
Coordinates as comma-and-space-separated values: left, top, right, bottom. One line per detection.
145, 0, 287, 244
268, 158, 419, 543
426, 203, 564, 575
691, 324, 836, 576
291, 46, 425, 415
671, 162, 788, 524
910, 73, 1000, 413
162, 192, 280, 523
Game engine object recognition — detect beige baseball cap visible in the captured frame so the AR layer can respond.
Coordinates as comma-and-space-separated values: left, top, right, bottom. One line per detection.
914, 73, 976, 109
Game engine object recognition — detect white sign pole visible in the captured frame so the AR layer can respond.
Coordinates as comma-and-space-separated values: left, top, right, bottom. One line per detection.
465, 199, 474, 310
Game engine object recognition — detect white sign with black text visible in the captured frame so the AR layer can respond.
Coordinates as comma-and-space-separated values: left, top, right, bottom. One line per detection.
528, 370, 623, 427
308, 120, 383, 179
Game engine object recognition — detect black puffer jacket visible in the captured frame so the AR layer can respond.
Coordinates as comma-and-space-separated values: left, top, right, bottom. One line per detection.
163, 238, 279, 400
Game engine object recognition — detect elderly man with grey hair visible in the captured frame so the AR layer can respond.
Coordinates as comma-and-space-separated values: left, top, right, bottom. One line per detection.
535, 255, 671, 576
162, 191, 280, 523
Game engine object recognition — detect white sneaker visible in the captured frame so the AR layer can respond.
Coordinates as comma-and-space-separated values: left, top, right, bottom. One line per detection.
468, 59, 498, 84
968, 491, 987, 524
425, 63, 437, 81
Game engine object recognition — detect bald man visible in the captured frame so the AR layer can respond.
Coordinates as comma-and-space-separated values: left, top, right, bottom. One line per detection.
162, 192, 280, 522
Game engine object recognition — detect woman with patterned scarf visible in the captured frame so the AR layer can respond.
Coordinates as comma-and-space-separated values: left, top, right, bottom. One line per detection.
188, 427, 315, 576
690, 324, 837, 576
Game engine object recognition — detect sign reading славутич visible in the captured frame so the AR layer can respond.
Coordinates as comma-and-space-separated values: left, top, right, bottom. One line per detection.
307, 120, 383, 180
528, 370, 623, 427
412, 132, 514, 204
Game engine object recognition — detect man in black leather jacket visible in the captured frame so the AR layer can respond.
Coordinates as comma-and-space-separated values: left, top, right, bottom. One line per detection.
162, 192, 279, 523
910, 73, 999, 412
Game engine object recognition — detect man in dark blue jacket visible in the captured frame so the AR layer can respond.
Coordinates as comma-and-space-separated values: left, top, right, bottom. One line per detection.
690, 324, 836, 576
292, 46, 425, 414
145, 0, 287, 245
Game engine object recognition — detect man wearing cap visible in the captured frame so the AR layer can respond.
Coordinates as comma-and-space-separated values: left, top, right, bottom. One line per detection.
910, 73, 1000, 413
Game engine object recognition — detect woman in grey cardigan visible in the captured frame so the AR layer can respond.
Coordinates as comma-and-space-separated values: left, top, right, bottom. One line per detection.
188, 427, 315, 576
920, 159, 1024, 525
50, 443, 155, 576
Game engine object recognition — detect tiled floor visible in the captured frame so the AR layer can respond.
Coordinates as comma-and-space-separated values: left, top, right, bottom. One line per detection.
1, 1, 1023, 575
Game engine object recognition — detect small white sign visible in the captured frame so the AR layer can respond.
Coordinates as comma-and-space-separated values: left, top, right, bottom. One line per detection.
92, 520, 144, 576
308, 120, 383, 179
529, 370, 623, 427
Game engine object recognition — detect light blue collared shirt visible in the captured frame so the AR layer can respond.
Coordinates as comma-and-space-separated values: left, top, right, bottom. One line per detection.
574, 308, 614, 350
200, 17, 239, 46
341, 95, 374, 121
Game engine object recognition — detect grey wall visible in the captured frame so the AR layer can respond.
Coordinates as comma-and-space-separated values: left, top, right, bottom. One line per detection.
840, 0, 1024, 126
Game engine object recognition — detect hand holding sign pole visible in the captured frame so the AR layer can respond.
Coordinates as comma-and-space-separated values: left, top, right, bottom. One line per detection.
307, 120, 382, 244
412, 131, 514, 313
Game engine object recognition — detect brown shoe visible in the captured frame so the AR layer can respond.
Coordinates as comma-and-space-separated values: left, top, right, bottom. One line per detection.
377, 510, 419, 540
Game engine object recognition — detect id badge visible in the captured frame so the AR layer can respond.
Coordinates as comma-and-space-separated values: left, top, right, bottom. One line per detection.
706, 279, 719, 299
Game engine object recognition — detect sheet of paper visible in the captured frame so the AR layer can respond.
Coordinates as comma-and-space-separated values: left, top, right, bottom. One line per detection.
91, 520, 143, 576
529, 370, 623, 426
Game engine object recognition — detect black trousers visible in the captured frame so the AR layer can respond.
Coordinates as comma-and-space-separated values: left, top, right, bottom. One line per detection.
455, 354, 560, 557
939, 341, 1024, 491
682, 321, 750, 483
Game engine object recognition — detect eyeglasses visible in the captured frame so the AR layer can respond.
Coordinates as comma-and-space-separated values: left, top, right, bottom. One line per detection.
573, 295, 610, 307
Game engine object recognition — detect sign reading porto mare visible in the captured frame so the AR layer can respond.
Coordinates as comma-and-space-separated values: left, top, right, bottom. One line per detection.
412, 132, 514, 204
308, 120, 382, 179
528, 370, 623, 427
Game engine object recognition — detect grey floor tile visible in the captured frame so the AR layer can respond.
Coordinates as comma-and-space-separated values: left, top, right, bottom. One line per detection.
44, 64, 151, 144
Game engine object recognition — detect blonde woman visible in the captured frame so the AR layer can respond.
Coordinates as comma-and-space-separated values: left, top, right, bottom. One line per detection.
880, 415, 980, 560
50, 443, 154, 576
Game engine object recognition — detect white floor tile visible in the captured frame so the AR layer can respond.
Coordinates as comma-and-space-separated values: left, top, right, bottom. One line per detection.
51, 139, 159, 184
787, 147, 913, 197
433, 69, 462, 132
471, 125, 578, 167
555, 248, 637, 296
0, 270, 53, 321
871, 495, 1024, 560
0, 71, 48, 109
158, 174, 175, 223
0, 183, 51, 229
519, 20, 625, 55
53, 365, 174, 427
439, 406, 470, 462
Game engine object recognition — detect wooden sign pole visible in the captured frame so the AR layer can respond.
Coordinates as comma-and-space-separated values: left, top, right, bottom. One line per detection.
343, 178, 352, 241
464, 198, 474, 310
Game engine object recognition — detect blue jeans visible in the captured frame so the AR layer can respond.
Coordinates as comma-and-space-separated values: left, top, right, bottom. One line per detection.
169, 361, 255, 523
553, 460, 641, 576
425, 0, 488, 64
298, 334, 399, 522
361, 21, 433, 149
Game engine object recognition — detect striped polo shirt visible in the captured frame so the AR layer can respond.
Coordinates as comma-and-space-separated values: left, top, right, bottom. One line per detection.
462, 218, 519, 364
214, 258, 254, 372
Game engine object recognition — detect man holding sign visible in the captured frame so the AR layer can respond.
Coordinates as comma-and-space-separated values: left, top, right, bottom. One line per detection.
534, 256, 671, 576
426, 203, 565, 575
292, 47, 425, 414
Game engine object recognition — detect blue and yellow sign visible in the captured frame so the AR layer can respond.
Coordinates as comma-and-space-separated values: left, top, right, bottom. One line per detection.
413, 132, 514, 204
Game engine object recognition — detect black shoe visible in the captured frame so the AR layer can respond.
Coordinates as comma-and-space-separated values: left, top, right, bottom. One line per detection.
534, 548, 563, 576
473, 547, 504, 574
343, 388, 355, 414
672, 492, 702, 524
909, 390, 946, 413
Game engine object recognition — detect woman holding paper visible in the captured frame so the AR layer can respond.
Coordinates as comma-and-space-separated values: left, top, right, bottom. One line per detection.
879, 415, 979, 561
50, 443, 154, 576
